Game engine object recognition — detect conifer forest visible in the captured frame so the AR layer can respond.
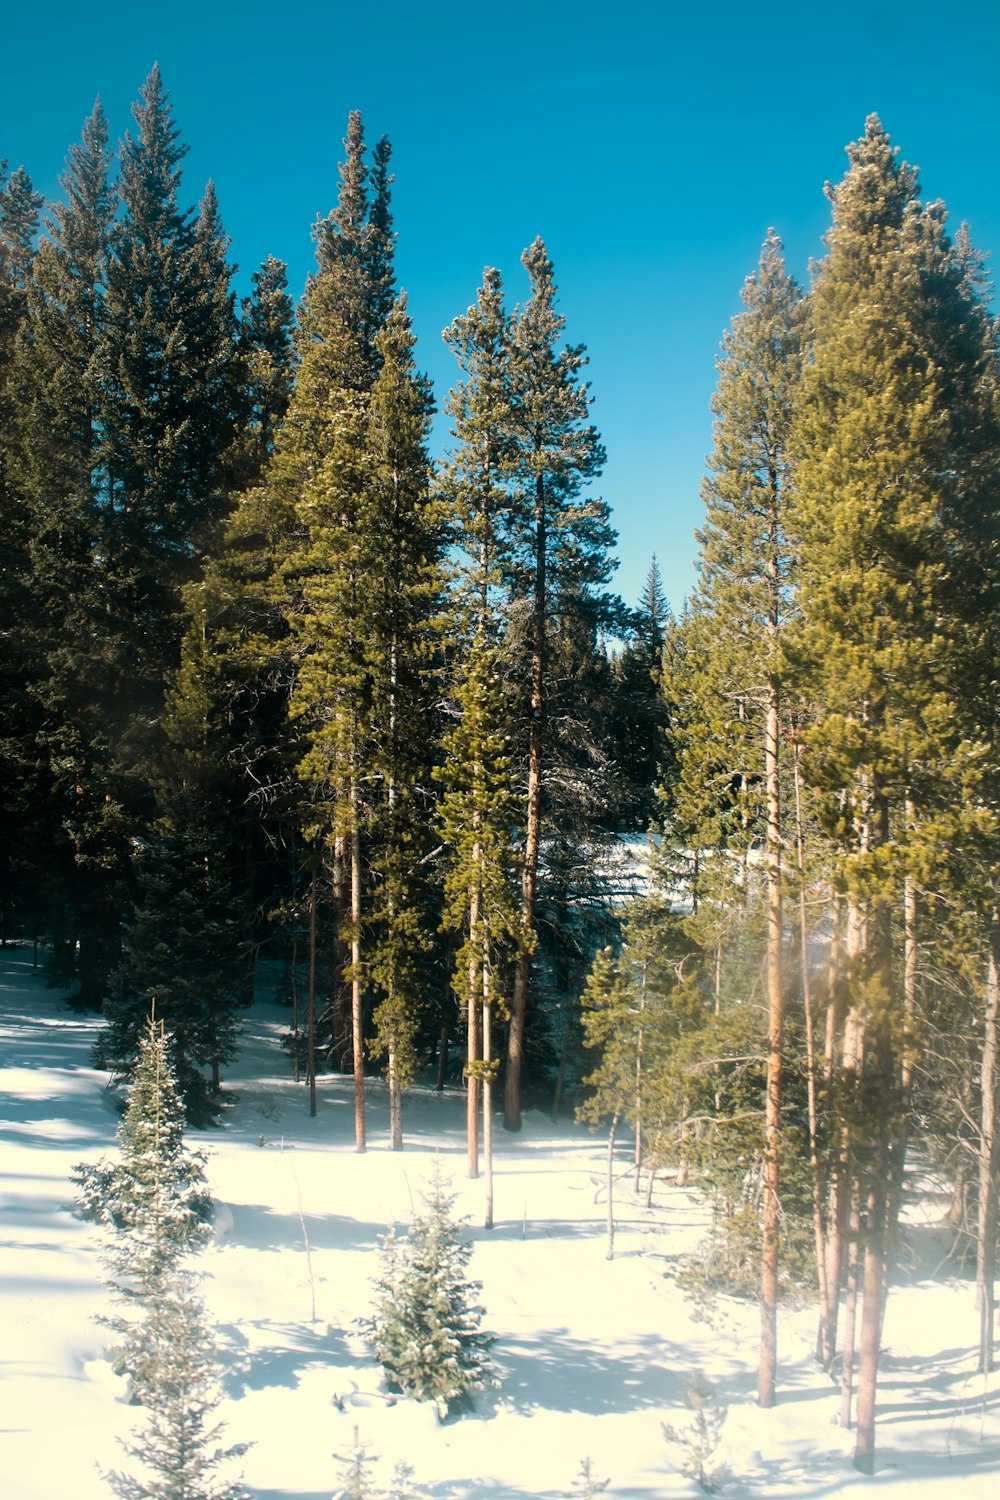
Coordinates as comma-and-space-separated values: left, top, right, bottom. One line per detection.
4, 67, 1000, 1488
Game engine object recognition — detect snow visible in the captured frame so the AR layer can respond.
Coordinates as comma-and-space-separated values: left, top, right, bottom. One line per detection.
2, 945, 999, 1498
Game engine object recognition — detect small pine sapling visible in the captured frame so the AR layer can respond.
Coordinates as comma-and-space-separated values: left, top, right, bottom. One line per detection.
571, 1456, 610, 1495
332, 1427, 379, 1500
662, 1372, 728, 1494
363, 1163, 497, 1416
74, 1011, 212, 1258
105, 1268, 249, 1499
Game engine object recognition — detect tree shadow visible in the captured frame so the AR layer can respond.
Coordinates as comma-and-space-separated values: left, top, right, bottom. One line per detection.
496, 1327, 687, 1415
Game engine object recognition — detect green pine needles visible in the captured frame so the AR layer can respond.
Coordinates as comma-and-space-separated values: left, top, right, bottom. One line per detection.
75, 1011, 212, 1260
363, 1164, 497, 1416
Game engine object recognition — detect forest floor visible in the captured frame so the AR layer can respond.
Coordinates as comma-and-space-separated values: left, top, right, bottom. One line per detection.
2, 945, 999, 1498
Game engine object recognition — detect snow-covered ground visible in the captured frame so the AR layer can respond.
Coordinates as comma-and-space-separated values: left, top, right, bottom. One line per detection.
2, 946, 999, 1498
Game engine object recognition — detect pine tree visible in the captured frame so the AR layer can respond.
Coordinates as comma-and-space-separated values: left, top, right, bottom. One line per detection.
662, 1373, 728, 1494
364, 1165, 497, 1414
101, 65, 240, 719
787, 115, 1000, 1470
695, 231, 805, 1405
1, 105, 130, 995
503, 238, 614, 1132
437, 629, 520, 1216
237, 253, 296, 479
106, 1268, 249, 1500
0, 160, 46, 946
362, 299, 444, 1149
280, 113, 403, 1146
99, 598, 251, 1120
75, 1011, 211, 1262
609, 557, 671, 829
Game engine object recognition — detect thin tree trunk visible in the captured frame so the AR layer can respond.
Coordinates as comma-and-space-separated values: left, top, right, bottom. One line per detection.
308, 867, 317, 1119
976, 914, 1000, 1372
854, 1164, 888, 1474
435, 1010, 449, 1091
551, 997, 574, 1124
795, 743, 831, 1367
606, 1107, 621, 1260
635, 956, 648, 1193
505, 472, 546, 1132
759, 669, 783, 1408
483, 952, 494, 1230
388, 1040, 403, 1151
467, 883, 481, 1178
839, 1173, 861, 1429
350, 790, 365, 1153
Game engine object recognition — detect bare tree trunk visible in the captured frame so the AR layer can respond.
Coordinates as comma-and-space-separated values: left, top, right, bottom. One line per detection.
388, 1042, 403, 1151
435, 1010, 449, 1091
795, 743, 832, 1368
759, 670, 783, 1409
350, 792, 365, 1153
977, 915, 1000, 1372
606, 1108, 621, 1260
505, 474, 546, 1132
467, 884, 480, 1179
551, 997, 574, 1124
854, 1165, 888, 1474
839, 1173, 861, 1429
332, 834, 351, 1071
635, 957, 648, 1192
308, 867, 317, 1119
483, 955, 494, 1230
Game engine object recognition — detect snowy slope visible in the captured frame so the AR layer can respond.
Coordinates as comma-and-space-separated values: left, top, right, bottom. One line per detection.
2, 946, 999, 1498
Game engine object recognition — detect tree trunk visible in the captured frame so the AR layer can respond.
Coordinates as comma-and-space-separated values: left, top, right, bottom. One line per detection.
976, 914, 1000, 1372
435, 1010, 449, 1091
483, 956, 494, 1230
388, 1043, 403, 1151
350, 791, 365, 1153
606, 1108, 621, 1260
854, 1165, 888, 1474
839, 1173, 861, 1429
467, 884, 480, 1178
505, 472, 546, 1132
308, 867, 317, 1119
759, 671, 783, 1408
550, 997, 574, 1124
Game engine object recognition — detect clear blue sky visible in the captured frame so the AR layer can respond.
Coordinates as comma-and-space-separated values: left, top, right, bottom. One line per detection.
4, 1, 999, 614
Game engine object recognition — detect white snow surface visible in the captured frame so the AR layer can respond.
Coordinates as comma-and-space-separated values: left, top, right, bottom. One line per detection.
2, 946, 999, 1498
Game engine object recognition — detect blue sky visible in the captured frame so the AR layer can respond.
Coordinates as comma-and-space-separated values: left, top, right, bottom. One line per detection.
4, 1, 1000, 614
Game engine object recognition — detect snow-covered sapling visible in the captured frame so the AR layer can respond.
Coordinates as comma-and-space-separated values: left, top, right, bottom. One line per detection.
363, 1163, 497, 1416
332, 1427, 379, 1500
662, 1372, 728, 1494
104, 1267, 249, 1500
571, 1456, 610, 1495
74, 1010, 212, 1263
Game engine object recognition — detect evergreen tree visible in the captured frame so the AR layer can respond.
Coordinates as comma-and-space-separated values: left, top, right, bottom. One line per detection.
102, 65, 240, 717
787, 115, 1000, 1470
364, 1165, 497, 1414
503, 238, 614, 1131
106, 1267, 249, 1500
694, 231, 805, 1404
608, 557, 671, 829
4, 103, 125, 993
280, 112, 400, 1147
362, 299, 444, 1148
99, 599, 251, 1120
75, 1011, 211, 1262
0, 160, 45, 944
237, 253, 296, 479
